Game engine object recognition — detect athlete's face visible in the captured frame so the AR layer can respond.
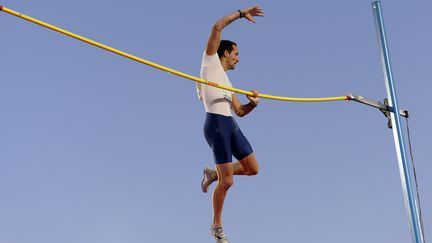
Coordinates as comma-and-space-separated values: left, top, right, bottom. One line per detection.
226, 45, 239, 70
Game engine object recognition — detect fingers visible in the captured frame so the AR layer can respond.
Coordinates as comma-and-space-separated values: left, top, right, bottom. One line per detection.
243, 6, 264, 23
252, 6, 264, 17
252, 90, 259, 97
247, 6, 264, 17
245, 16, 257, 24
248, 90, 259, 97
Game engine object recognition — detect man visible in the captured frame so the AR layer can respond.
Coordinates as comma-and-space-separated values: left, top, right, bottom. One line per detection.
197, 6, 264, 243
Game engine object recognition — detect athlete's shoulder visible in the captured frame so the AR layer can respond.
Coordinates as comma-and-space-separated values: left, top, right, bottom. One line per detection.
202, 51, 221, 67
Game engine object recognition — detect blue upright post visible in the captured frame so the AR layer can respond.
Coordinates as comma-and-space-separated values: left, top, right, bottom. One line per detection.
372, 2, 425, 243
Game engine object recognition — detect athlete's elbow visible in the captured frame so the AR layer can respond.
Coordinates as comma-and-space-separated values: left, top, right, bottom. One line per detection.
235, 110, 246, 117
212, 22, 224, 32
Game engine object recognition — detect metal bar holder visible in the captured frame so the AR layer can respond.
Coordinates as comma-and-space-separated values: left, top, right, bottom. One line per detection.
348, 93, 408, 128
372, 2, 425, 243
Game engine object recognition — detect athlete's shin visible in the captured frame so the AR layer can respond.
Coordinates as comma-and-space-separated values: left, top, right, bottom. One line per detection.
212, 178, 233, 227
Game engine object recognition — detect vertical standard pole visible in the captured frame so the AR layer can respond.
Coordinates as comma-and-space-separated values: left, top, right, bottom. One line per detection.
372, 2, 424, 243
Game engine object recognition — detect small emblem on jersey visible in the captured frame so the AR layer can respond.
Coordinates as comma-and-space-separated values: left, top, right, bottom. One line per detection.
223, 90, 232, 103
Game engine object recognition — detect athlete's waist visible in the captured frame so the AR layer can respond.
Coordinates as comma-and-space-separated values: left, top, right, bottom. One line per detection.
206, 112, 232, 119
203, 101, 231, 117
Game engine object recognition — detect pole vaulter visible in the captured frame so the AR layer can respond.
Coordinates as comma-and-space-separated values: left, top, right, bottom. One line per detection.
0, 3, 425, 243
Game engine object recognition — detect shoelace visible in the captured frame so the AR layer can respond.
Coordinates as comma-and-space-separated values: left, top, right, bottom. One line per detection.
210, 170, 217, 182
206, 168, 217, 182
213, 228, 227, 239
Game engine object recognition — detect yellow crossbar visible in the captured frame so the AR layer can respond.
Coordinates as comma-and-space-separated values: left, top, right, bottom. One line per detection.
1, 6, 349, 102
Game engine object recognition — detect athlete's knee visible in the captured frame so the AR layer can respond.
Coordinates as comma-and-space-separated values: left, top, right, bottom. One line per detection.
245, 167, 259, 176
243, 161, 259, 176
250, 167, 259, 176
218, 179, 234, 190
239, 154, 259, 176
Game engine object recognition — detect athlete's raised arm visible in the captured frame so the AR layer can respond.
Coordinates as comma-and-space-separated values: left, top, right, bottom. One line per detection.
205, 6, 264, 55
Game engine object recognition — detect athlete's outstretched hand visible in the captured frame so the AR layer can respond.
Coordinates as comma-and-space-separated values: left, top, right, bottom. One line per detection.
241, 6, 264, 23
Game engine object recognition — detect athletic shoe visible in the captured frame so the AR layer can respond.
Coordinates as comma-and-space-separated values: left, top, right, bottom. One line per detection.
201, 166, 217, 193
211, 226, 229, 243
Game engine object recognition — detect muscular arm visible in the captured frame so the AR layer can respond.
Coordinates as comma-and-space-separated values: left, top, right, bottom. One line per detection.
231, 90, 260, 117
205, 6, 264, 55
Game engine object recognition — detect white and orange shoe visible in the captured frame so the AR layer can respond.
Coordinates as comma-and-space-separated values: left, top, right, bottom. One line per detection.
211, 226, 229, 243
201, 166, 217, 193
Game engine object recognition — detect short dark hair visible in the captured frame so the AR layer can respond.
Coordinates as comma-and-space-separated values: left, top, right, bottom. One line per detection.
217, 40, 237, 58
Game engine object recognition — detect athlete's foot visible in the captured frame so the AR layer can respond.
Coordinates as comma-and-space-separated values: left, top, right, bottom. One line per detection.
211, 226, 229, 243
201, 166, 217, 193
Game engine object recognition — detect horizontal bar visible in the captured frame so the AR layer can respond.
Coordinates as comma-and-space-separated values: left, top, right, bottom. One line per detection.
1, 6, 348, 103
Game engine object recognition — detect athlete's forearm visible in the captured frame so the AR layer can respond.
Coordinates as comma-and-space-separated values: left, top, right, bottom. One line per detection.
234, 102, 257, 117
213, 10, 243, 31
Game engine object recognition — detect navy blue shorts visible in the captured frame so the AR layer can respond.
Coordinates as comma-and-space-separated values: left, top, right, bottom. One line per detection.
204, 113, 253, 164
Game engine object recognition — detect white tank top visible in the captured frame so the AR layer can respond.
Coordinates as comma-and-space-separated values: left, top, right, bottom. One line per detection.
197, 52, 233, 117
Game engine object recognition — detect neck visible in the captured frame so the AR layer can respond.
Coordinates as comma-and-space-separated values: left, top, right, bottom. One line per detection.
220, 58, 228, 71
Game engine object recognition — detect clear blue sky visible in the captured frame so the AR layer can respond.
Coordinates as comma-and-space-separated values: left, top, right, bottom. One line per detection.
1, 1, 431, 243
